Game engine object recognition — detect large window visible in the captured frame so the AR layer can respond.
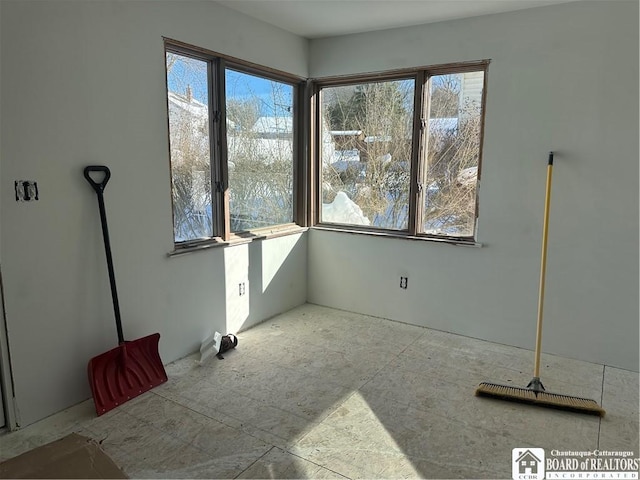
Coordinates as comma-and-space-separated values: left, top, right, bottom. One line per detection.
165, 40, 487, 248
165, 42, 301, 247
315, 63, 488, 242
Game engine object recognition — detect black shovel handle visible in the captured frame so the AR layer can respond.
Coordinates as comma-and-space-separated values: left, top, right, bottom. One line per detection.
84, 166, 125, 344
84, 165, 111, 194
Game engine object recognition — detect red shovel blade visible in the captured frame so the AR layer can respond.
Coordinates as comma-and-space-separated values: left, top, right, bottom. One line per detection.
88, 333, 168, 416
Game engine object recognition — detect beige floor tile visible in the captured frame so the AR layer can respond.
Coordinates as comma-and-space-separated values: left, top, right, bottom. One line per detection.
119, 392, 272, 459
169, 382, 319, 449
360, 360, 600, 452
599, 366, 639, 452
224, 369, 354, 421
368, 353, 600, 405
128, 440, 262, 479
403, 332, 605, 399
84, 411, 192, 467
293, 391, 522, 478
292, 440, 397, 479
1, 304, 635, 479
269, 341, 394, 388
241, 304, 424, 357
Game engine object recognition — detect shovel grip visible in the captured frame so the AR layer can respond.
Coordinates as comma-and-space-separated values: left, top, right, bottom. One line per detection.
84, 166, 111, 194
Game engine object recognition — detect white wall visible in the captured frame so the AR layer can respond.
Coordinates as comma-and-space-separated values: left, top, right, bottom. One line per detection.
308, 1, 639, 371
0, 0, 308, 426
2, 0, 637, 428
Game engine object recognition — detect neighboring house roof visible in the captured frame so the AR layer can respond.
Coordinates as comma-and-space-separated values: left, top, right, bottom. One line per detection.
227, 136, 293, 164
429, 117, 458, 131
168, 90, 236, 129
166, 90, 209, 166
364, 135, 392, 143
252, 116, 293, 135
329, 130, 363, 136
167, 91, 208, 119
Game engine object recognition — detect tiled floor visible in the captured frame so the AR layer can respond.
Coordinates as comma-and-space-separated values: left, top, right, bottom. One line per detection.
1, 304, 638, 478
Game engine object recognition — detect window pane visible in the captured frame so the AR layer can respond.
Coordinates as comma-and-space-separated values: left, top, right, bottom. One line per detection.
166, 52, 213, 241
320, 80, 414, 230
226, 69, 294, 232
423, 71, 484, 237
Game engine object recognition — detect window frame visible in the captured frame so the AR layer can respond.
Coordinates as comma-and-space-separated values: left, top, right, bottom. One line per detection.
164, 38, 489, 252
310, 60, 489, 245
164, 38, 307, 252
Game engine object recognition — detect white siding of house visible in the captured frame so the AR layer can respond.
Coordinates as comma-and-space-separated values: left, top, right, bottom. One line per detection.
460, 71, 484, 117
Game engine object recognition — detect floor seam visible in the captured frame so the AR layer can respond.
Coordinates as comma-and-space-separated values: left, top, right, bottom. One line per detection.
146, 391, 283, 451
597, 364, 605, 449
233, 445, 276, 479
357, 327, 426, 393
122, 395, 278, 477
283, 448, 353, 479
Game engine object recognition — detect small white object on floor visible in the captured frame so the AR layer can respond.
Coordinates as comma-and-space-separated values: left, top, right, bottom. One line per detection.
198, 331, 222, 365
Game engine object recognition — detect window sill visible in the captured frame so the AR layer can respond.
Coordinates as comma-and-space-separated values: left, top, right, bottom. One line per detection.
311, 224, 482, 247
168, 225, 308, 257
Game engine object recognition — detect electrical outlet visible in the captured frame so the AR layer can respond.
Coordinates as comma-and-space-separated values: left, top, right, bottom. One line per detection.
239, 282, 246, 296
15, 180, 39, 202
400, 276, 408, 289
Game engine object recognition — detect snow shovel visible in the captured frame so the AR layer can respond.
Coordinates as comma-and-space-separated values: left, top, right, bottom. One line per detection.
84, 165, 167, 416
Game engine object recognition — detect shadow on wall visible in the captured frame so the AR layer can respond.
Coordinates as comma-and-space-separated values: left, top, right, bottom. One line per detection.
223, 233, 306, 335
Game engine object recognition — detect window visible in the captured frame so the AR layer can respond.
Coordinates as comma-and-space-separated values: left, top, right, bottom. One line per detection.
226, 69, 295, 232
320, 79, 415, 230
165, 40, 487, 248
165, 41, 302, 247
314, 62, 488, 242
166, 53, 212, 241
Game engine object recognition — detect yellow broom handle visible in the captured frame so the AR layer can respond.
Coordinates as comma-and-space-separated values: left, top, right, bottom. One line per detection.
534, 152, 554, 377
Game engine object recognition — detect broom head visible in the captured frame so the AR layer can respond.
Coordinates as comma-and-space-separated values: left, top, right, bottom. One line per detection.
475, 381, 605, 416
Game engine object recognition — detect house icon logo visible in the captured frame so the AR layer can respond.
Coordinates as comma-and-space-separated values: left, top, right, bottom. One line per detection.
512, 448, 545, 480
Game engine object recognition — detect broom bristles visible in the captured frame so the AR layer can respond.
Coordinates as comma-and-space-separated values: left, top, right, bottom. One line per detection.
476, 381, 605, 416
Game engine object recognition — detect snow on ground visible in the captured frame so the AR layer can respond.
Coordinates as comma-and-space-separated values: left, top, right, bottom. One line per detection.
322, 191, 370, 226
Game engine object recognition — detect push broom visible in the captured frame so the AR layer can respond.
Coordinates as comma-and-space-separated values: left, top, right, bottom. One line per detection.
475, 152, 605, 416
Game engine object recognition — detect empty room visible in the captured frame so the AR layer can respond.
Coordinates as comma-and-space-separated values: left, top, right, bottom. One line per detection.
0, 0, 638, 478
